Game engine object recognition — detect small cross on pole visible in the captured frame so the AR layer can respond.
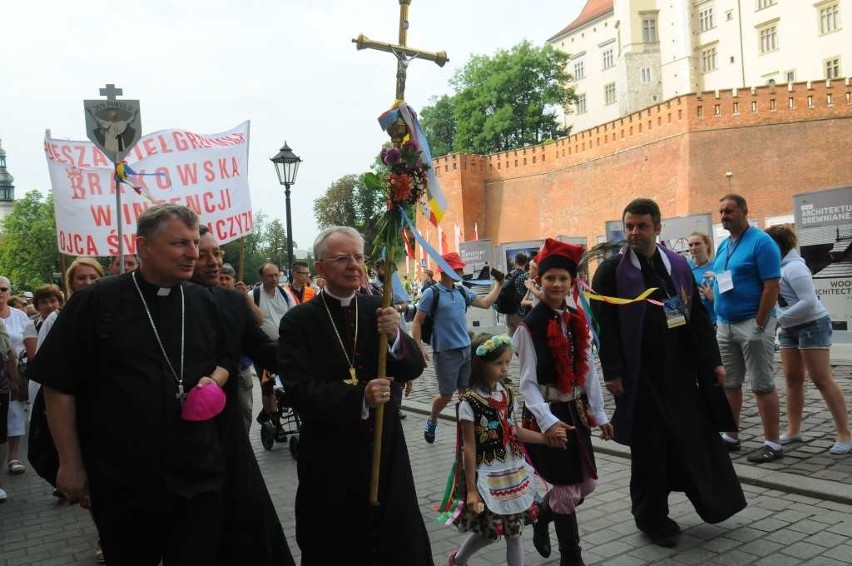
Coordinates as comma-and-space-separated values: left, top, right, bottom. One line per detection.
98, 84, 123, 102
353, 0, 448, 146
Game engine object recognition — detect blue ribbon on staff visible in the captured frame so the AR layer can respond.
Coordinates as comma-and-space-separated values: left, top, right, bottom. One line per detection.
398, 208, 460, 282
575, 283, 601, 352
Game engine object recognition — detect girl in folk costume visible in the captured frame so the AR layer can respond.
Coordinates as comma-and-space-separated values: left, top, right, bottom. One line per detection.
514, 239, 614, 566
445, 333, 550, 566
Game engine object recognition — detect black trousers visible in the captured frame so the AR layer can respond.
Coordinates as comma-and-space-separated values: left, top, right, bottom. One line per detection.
92, 489, 224, 566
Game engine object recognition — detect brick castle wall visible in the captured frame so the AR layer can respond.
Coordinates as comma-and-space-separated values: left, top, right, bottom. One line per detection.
417, 79, 852, 264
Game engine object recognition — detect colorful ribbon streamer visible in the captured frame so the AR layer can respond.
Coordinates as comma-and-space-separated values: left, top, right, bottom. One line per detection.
399, 207, 461, 282
114, 161, 169, 204
580, 280, 664, 307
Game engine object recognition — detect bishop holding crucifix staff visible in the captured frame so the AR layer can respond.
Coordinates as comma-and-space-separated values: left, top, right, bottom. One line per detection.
279, 2, 448, 563
278, 227, 431, 565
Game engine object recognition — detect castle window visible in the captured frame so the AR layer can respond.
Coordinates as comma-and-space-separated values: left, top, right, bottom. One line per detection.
576, 94, 587, 114
756, 0, 776, 10
825, 56, 841, 79
699, 7, 715, 32
642, 17, 658, 43
602, 49, 614, 70
819, 2, 840, 35
574, 60, 585, 80
702, 47, 718, 72
640, 67, 653, 83
759, 24, 778, 53
604, 83, 616, 105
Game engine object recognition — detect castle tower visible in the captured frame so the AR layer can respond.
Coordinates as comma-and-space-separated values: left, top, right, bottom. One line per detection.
0, 139, 15, 224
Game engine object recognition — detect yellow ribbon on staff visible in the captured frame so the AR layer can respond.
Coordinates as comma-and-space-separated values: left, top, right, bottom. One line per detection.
583, 287, 659, 305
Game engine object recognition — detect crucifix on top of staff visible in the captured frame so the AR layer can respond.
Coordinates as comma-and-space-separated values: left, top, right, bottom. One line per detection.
352, 0, 449, 507
83, 84, 167, 274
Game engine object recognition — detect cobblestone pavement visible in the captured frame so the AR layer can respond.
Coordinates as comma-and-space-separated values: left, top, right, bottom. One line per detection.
403, 350, 852, 495
2, 356, 851, 565
3, 408, 852, 565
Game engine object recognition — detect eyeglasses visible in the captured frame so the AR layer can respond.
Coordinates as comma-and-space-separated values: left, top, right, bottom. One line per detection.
322, 254, 367, 266
199, 249, 225, 260
0, 287, 8, 292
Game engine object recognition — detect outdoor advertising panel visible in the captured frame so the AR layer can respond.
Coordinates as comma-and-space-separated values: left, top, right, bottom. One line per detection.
793, 187, 852, 335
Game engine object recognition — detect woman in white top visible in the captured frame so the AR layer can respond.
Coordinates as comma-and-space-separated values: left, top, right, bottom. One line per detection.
22, 284, 64, 402
765, 225, 850, 455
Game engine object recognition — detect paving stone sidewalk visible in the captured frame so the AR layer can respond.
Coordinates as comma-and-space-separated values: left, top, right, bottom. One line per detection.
3, 409, 852, 565
402, 350, 852, 502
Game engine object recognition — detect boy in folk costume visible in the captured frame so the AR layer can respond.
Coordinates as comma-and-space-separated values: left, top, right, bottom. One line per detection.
514, 239, 613, 566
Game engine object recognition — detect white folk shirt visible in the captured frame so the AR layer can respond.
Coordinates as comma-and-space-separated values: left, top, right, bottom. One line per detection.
514, 297, 609, 433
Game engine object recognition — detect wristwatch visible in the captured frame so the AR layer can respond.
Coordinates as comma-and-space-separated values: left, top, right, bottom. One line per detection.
754, 323, 766, 333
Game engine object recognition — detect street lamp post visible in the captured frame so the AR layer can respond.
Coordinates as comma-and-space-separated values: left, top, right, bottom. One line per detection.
725, 171, 733, 192
270, 142, 302, 280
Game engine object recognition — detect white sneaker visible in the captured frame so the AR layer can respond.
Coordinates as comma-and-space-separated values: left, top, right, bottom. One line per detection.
0, 486, 7, 503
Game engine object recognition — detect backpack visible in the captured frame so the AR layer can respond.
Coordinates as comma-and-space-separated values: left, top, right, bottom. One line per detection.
420, 285, 469, 346
494, 269, 524, 315
253, 286, 292, 307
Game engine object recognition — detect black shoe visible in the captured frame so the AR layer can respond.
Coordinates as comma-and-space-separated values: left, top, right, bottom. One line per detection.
533, 518, 551, 558
640, 518, 681, 548
721, 434, 741, 451
533, 500, 553, 558
554, 512, 585, 566
747, 444, 783, 463
256, 411, 270, 425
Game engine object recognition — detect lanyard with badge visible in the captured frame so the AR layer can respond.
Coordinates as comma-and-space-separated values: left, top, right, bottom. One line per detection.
717, 227, 747, 294
647, 254, 687, 329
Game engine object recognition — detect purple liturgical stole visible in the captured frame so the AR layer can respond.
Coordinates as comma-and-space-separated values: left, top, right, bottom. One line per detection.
614, 247, 694, 394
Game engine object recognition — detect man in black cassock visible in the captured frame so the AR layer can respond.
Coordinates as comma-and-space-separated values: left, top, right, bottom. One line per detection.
32, 205, 236, 565
591, 199, 746, 548
192, 225, 295, 566
278, 226, 433, 566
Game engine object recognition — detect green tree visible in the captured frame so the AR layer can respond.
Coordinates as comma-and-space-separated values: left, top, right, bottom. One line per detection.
0, 191, 61, 290
421, 41, 574, 155
262, 218, 291, 269
420, 94, 456, 158
221, 211, 267, 284
313, 169, 387, 251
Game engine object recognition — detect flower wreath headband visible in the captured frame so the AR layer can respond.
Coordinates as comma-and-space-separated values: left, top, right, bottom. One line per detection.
475, 335, 513, 357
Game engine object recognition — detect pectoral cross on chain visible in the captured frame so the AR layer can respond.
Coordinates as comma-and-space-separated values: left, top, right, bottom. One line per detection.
352, 0, 449, 102
345, 368, 359, 386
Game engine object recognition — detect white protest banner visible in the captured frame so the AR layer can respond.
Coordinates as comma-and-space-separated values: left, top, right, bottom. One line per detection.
44, 121, 252, 257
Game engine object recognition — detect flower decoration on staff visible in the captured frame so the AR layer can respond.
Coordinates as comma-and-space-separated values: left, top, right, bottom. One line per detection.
475, 335, 514, 357
380, 140, 430, 208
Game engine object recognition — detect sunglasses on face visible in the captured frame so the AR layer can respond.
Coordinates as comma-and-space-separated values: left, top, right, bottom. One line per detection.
0, 287, 8, 292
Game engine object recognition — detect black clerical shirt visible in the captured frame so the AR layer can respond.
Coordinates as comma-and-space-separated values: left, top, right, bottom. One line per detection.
32, 273, 234, 509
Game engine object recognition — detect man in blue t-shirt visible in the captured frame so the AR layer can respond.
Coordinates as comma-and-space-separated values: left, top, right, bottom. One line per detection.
713, 194, 781, 464
411, 252, 502, 443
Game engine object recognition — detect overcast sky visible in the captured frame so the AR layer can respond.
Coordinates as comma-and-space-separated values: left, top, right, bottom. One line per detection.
1, 0, 583, 250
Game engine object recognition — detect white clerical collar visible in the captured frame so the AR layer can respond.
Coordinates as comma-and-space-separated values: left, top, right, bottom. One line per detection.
322, 288, 357, 307
135, 270, 178, 297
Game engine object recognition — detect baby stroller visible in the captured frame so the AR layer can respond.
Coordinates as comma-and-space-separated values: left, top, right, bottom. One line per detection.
258, 374, 301, 458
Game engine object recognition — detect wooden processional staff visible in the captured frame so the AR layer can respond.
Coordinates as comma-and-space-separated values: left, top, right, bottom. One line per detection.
352, 0, 448, 506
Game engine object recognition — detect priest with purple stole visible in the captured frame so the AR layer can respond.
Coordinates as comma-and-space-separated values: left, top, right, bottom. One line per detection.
591, 198, 746, 548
